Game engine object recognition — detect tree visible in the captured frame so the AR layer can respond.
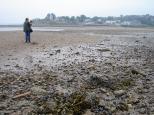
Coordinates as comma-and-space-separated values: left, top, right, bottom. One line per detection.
70, 16, 76, 24
79, 15, 87, 22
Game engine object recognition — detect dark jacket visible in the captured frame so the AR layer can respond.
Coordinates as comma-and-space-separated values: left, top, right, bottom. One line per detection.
23, 21, 30, 32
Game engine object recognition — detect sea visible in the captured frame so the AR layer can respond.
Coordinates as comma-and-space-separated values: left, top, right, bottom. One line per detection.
0, 27, 64, 32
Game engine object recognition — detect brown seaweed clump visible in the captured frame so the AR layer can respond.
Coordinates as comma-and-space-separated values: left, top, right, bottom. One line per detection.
113, 78, 135, 90
32, 92, 91, 115
52, 92, 91, 115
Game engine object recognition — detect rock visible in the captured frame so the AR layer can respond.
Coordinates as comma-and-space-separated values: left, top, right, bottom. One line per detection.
135, 40, 140, 43
86, 92, 99, 106
87, 65, 96, 70
127, 104, 133, 109
131, 69, 146, 77
55, 49, 61, 54
14, 64, 20, 68
4, 64, 10, 67
38, 60, 42, 63
49, 53, 54, 56
97, 48, 111, 52
33, 101, 55, 114
89, 59, 95, 62
87, 75, 112, 89
91, 105, 112, 115
117, 102, 129, 111
114, 90, 126, 96
21, 108, 33, 115
0, 94, 8, 101
83, 109, 95, 115
151, 106, 154, 113
98, 43, 104, 45
75, 52, 80, 55
31, 86, 47, 95
127, 94, 140, 105
105, 93, 115, 101
139, 108, 146, 114
16, 100, 32, 108
110, 106, 117, 113
99, 88, 107, 93
55, 85, 70, 95
0, 105, 7, 110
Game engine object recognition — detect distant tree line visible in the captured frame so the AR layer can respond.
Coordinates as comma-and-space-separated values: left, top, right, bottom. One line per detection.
32, 13, 154, 26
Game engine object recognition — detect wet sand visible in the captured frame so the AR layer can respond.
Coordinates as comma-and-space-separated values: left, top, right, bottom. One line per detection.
0, 26, 154, 115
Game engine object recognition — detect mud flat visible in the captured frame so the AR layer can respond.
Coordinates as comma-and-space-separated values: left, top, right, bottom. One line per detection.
0, 26, 154, 115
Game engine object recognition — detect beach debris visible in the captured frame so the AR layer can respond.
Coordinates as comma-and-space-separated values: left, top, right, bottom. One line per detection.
12, 91, 31, 99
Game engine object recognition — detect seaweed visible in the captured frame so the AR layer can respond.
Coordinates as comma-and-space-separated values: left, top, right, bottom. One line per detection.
113, 78, 135, 90
52, 92, 91, 115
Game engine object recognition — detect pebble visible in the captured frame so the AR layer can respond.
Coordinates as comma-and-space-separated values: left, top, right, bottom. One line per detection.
31, 86, 47, 95
114, 90, 126, 96
139, 108, 146, 114
127, 104, 133, 109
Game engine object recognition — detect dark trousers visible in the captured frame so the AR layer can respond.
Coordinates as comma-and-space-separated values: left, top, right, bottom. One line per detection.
25, 32, 31, 43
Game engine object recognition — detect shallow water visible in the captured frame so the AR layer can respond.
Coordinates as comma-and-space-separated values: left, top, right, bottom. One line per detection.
0, 27, 64, 32
0, 27, 21, 31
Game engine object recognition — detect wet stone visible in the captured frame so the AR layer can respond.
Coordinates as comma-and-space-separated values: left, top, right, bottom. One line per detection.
31, 86, 48, 95
55, 49, 61, 53
0, 94, 8, 101
97, 48, 111, 52
114, 90, 126, 97
116, 102, 129, 111
87, 75, 113, 89
139, 108, 146, 114
91, 105, 112, 115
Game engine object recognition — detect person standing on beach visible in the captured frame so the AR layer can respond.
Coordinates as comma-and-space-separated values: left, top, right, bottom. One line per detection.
23, 18, 32, 43
28, 20, 33, 42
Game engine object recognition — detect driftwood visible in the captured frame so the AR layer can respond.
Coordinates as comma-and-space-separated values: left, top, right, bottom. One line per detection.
13, 91, 31, 99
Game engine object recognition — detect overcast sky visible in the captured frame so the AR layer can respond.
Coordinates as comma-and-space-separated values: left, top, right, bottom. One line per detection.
0, 0, 154, 24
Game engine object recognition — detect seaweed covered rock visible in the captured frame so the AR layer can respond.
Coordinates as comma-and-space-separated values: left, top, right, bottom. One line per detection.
86, 75, 113, 89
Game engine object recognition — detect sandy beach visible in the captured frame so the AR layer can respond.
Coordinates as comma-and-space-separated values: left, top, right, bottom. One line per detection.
0, 26, 154, 114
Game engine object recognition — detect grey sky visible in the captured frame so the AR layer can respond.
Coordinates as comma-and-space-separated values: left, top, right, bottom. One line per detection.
0, 0, 154, 24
